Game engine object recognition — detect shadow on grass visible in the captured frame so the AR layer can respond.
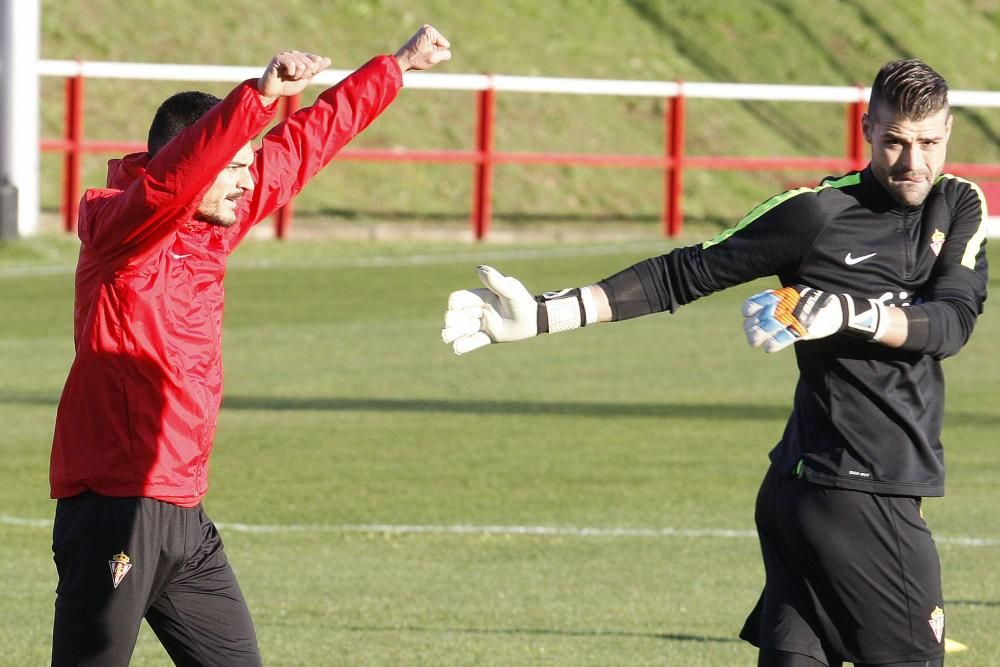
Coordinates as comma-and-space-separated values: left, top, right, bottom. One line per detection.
948, 599, 1000, 608
220, 395, 790, 421
334, 624, 740, 643
6, 392, 1000, 426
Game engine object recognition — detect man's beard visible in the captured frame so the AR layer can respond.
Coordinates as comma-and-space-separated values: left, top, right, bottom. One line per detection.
886, 172, 933, 207
197, 212, 238, 227
194, 195, 241, 227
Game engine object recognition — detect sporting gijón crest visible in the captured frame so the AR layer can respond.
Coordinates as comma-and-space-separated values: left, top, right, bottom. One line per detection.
929, 606, 945, 643
109, 551, 133, 589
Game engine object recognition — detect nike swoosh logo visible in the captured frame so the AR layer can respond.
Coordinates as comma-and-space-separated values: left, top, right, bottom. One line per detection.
169, 252, 192, 260
844, 252, 877, 265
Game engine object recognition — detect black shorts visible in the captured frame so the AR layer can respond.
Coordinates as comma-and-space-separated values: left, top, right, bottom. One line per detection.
739, 464, 945, 665
51, 492, 262, 667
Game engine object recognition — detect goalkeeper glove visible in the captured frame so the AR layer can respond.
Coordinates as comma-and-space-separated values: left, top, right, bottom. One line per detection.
441, 265, 598, 355
742, 285, 889, 353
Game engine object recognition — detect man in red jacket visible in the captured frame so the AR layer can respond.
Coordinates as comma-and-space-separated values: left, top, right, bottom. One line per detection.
49, 25, 450, 666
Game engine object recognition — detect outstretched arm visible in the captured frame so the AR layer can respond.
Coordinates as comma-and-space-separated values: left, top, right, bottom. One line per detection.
442, 190, 822, 355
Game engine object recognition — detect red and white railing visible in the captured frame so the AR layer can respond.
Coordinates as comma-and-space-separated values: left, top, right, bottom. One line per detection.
38, 60, 1000, 240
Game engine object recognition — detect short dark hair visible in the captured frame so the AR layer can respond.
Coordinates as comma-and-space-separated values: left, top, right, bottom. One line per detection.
868, 58, 949, 121
146, 91, 222, 157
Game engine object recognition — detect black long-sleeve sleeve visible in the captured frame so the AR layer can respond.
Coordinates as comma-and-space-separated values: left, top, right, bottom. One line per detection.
597, 186, 828, 321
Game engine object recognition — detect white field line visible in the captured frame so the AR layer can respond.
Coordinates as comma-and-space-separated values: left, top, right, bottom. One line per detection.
0, 241, 666, 280
3, 514, 998, 547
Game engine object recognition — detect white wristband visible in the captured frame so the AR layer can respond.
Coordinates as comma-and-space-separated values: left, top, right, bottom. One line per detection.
538, 287, 599, 334
546, 297, 582, 333
870, 301, 890, 342
844, 296, 890, 342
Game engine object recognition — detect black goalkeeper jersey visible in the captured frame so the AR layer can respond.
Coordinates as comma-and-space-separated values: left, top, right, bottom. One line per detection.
603, 167, 989, 496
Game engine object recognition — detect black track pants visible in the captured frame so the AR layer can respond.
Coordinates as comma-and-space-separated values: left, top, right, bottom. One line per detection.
51, 493, 261, 666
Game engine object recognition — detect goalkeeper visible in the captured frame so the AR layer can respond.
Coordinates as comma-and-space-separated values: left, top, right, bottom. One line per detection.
442, 59, 987, 667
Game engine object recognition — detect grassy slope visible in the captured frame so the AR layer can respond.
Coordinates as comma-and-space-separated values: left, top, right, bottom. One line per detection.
38, 0, 1000, 233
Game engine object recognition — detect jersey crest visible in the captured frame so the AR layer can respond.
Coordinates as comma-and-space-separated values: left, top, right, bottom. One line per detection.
929, 606, 945, 643
109, 551, 133, 589
930, 229, 946, 256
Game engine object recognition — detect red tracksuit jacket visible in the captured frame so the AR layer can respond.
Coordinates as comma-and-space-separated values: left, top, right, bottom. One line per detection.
50, 55, 402, 506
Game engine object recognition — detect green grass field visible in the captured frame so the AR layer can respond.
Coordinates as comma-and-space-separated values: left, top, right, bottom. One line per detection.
2, 233, 999, 665
16, 2, 1000, 664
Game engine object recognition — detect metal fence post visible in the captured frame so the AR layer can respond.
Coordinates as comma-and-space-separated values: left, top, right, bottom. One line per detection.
847, 87, 867, 171
273, 92, 301, 239
665, 84, 685, 238
63, 69, 84, 232
471, 81, 495, 241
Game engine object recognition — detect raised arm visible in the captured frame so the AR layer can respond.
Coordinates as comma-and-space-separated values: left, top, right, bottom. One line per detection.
234, 25, 451, 238
80, 51, 326, 255
80, 81, 275, 256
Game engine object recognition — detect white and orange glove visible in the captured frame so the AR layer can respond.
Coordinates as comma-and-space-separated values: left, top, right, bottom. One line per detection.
742, 285, 889, 353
